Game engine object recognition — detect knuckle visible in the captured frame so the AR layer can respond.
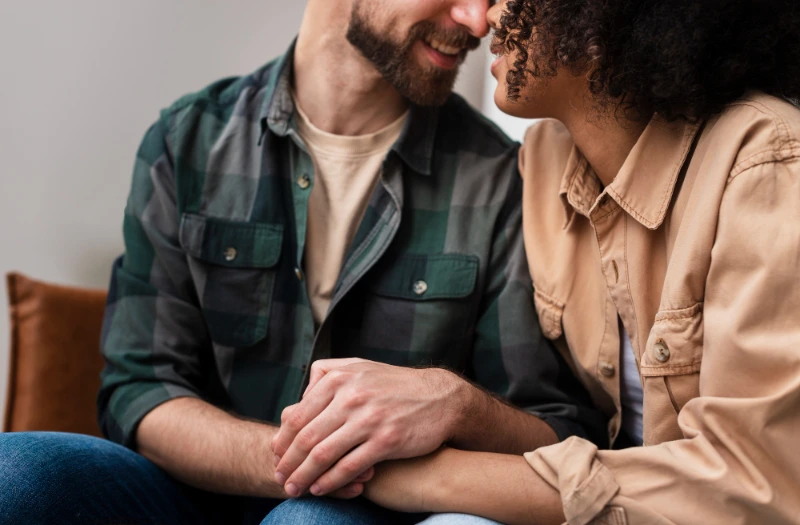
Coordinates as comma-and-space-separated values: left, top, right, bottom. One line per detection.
309, 443, 334, 466
337, 458, 366, 477
343, 389, 369, 409
295, 429, 319, 452
376, 430, 401, 450
285, 408, 306, 430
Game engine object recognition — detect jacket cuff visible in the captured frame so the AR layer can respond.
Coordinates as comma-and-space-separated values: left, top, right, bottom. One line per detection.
525, 436, 620, 525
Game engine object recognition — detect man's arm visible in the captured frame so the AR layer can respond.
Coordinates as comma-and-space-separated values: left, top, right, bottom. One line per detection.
137, 398, 286, 497
97, 115, 368, 499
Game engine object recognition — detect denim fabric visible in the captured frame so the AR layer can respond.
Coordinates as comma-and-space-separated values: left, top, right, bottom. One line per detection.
0, 432, 226, 525
0, 432, 434, 525
263, 496, 429, 525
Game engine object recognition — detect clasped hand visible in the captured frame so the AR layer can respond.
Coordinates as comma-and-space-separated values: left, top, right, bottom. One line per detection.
271, 358, 463, 498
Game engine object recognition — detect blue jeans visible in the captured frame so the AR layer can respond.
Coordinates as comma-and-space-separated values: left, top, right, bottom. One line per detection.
1, 432, 498, 525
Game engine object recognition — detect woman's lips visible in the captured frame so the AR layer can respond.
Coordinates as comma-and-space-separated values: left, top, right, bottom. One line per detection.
491, 55, 505, 78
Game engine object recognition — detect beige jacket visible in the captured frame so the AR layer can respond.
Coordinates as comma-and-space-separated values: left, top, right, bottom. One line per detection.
520, 93, 800, 525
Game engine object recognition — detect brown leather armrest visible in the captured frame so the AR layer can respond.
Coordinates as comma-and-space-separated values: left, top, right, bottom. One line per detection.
4, 272, 107, 436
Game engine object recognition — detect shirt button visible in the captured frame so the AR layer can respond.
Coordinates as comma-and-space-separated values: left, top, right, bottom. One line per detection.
224, 247, 238, 262
297, 174, 311, 190
654, 340, 671, 363
295, 267, 304, 281
599, 361, 616, 377
412, 280, 428, 296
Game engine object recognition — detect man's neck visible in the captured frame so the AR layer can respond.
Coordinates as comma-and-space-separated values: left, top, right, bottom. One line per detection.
293, 5, 409, 137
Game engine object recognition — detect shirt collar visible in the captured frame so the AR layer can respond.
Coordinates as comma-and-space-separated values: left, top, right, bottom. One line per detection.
259, 40, 438, 177
560, 117, 703, 229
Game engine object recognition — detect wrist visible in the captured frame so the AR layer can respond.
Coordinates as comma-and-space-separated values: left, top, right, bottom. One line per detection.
434, 369, 479, 445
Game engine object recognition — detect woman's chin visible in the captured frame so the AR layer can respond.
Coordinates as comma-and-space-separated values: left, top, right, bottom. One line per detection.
493, 85, 531, 119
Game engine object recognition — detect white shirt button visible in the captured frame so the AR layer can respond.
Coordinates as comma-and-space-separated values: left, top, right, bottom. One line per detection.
295, 267, 304, 281
224, 247, 237, 262
413, 280, 428, 296
297, 174, 311, 190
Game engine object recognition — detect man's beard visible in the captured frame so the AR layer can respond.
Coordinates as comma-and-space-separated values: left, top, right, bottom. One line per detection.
346, 5, 480, 107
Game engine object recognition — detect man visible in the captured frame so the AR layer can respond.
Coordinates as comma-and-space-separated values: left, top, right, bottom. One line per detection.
0, 0, 604, 523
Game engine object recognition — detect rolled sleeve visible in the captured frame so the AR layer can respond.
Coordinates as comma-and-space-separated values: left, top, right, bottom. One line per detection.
526, 159, 800, 525
97, 114, 209, 448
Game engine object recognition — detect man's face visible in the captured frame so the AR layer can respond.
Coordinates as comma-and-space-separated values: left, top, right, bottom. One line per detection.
347, 0, 486, 106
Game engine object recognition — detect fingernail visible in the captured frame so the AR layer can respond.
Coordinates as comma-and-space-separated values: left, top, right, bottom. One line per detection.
275, 472, 287, 486
285, 483, 300, 497
310, 484, 322, 496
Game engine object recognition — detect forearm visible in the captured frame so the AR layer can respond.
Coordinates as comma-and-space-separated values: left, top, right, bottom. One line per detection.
137, 397, 286, 498
447, 374, 558, 454
367, 448, 565, 525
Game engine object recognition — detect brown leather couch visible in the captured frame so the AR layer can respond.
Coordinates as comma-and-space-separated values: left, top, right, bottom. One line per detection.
3, 272, 106, 436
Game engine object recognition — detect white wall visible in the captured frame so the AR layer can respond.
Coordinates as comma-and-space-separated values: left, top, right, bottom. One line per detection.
0, 1, 508, 423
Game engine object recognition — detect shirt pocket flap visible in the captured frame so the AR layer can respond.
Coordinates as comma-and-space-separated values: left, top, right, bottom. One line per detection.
179, 213, 283, 268
640, 302, 704, 377
533, 289, 565, 340
372, 254, 479, 301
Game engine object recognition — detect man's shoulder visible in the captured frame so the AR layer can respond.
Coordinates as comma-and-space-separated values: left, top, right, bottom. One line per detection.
438, 94, 519, 158
158, 56, 282, 134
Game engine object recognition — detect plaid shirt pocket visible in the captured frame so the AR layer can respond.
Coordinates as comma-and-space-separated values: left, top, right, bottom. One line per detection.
179, 213, 284, 348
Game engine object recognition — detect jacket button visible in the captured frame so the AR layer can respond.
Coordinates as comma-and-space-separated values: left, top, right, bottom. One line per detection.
224, 247, 237, 261
297, 174, 311, 190
599, 361, 616, 377
412, 280, 428, 296
653, 340, 671, 363
295, 268, 304, 281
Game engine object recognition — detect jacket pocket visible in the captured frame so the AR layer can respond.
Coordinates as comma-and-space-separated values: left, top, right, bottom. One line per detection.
639, 302, 704, 445
533, 289, 564, 341
179, 213, 283, 348
357, 254, 479, 366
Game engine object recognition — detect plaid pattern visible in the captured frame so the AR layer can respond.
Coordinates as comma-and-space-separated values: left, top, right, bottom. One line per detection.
98, 43, 607, 449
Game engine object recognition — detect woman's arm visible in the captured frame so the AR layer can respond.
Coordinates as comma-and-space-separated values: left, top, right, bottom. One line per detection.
363, 447, 565, 525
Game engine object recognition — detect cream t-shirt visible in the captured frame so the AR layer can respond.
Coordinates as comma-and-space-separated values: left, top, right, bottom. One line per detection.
294, 100, 407, 325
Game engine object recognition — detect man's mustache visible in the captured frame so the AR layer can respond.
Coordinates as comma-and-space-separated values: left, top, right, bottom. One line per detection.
412, 22, 482, 52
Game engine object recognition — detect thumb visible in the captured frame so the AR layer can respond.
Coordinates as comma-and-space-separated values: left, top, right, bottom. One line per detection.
303, 357, 368, 398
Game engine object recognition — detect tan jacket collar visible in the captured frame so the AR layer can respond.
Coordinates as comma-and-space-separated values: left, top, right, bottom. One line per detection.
560, 118, 702, 230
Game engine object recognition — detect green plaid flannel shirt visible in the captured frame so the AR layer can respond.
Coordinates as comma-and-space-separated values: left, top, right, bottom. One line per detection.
98, 43, 607, 449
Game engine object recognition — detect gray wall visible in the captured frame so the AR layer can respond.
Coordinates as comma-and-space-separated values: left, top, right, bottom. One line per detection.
0, 1, 504, 422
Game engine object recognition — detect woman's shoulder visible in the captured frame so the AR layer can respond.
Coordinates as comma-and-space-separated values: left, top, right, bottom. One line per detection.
518, 119, 576, 182
709, 93, 800, 176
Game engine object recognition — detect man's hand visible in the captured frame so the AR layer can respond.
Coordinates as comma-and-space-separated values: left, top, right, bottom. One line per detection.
271, 358, 467, 498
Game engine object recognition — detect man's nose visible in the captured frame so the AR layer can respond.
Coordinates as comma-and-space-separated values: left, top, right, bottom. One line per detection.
450, 0, 491, 38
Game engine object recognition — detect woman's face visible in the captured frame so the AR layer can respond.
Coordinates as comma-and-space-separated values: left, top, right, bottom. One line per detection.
486, 0, 583, 120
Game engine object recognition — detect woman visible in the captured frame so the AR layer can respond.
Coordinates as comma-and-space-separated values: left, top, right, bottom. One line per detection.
362, 0, 800, 523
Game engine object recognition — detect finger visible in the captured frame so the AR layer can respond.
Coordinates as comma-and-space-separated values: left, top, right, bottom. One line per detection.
329, 483, 364, 500
283, 423, 368, 497
308, 444, 384, 497
276, 408, 349, 494
303, 358, 367, 398
271, 404, 297, 460
272, 381, 337, 459
353, 466, 375, 483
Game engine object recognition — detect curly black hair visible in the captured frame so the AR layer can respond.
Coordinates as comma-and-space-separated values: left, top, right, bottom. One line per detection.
494, 0, 800, 122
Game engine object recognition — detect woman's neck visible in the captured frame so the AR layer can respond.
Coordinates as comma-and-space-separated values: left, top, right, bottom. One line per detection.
556, 91, 649, 188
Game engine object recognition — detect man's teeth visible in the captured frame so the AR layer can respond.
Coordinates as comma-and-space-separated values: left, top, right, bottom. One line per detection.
427, 39, 461, 56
